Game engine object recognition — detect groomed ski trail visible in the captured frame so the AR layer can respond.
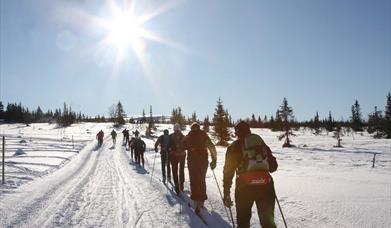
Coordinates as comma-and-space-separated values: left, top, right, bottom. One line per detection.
0, 136, 206, 228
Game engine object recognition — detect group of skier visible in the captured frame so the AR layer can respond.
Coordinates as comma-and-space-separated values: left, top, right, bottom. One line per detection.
96, 121, 278, 228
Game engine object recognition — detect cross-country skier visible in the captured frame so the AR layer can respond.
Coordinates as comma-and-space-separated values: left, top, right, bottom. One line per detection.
96, 130, 104, 147
154, 129, 172, 183
223, 121, 278, 228
122, 129, 129, 146
169, 124, 186, 194
181, 122, 217, 214
128, 136, 135, 161
132, 135, 146, 167
111, 129, 117, 145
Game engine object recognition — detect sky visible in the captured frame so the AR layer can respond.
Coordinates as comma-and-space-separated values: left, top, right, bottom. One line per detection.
0, 0, 390, 121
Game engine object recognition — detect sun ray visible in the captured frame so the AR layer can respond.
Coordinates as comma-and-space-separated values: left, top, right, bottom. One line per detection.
59, 0, 186, 77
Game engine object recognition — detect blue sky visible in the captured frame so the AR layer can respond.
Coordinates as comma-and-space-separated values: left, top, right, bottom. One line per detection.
1, 0, 390, 121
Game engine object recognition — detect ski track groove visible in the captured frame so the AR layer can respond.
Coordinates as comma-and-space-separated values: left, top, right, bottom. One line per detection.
2, 137, 105, 228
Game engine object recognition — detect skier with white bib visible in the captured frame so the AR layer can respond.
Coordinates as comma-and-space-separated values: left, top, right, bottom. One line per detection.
223, 121, 278, 228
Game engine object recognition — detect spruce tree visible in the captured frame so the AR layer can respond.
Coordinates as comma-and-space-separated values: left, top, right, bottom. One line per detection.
212, 97, 231, 146
203, 115, 210, 133
170, 107, 186, 129
367, 106, 384, 138
325, 111, 335, 132
191, 112, 198, 123
0, 101, 4, 119
277, 97, 295, 147
115, 101, 126, 125
385, 93, 391, 138
333, 124, 343, 147
141, 109, 147, 123
313, 112, 321, 135
350, 100, 363, 131
250, 114, 257, 128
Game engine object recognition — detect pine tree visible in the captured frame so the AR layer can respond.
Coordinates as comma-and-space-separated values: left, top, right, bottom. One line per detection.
0, 101, 4, 119
146, 105, 154, 137
325, 111, 335, 132
212, 97, 231, 146
191, 112, 198, 123
114, 101, 126, 125
141, 109, 147, 123
313, 112, 321, 135
385, 93, 391, 138
203, 115, 210, 133
250, 114, 257, 128
277, 97, 295, 147
350, 99, 363, 131
367, 106, 384, 138
170, 107, 186, 130
333, 124, 343, 147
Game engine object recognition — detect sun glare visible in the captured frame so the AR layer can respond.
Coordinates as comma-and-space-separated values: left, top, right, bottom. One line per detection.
107, 12, 143, 51
64, 0, 183, 74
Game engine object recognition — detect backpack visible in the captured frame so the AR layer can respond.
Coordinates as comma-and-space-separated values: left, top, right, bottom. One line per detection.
237, 134, 278, 185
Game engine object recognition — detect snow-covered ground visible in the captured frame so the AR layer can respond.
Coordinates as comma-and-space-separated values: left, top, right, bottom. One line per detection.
0, 123, 390, 227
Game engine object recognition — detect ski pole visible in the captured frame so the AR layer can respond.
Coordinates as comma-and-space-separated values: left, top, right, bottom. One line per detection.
275, 193, 288, 228
150, 152, 157, 183
212, 169, 235, 228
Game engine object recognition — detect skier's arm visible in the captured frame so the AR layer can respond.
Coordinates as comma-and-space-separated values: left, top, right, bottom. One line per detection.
206, 137, 217, 162
223, 143, 240, 194
154, 136, 161, 151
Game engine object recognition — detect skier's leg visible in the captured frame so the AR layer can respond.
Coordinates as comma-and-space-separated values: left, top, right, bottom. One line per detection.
167, 153, 171, 181
170, 156, 179, 192
141, 151, 145, 167
235, 185, 255, 228
199, 159, 208, 201
161, 152, 166, 182
135, 150, 140, 165
179, 155, 185, 191
255, 184, 276, 228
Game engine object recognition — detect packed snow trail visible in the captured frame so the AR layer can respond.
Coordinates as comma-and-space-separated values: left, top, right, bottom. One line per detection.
0, 136, 207, 227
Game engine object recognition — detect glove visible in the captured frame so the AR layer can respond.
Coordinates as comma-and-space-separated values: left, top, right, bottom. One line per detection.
223, 193, 233, 207
210, 159, 216, 170
154, 147, 158, 153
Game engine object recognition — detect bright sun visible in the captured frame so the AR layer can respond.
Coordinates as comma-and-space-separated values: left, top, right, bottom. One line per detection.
107, 13, 143, 50
67, 0, 181, 72
105, 9, 146, 57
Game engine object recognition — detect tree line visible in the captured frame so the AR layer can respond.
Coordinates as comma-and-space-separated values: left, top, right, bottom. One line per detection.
1, 92, 390, 143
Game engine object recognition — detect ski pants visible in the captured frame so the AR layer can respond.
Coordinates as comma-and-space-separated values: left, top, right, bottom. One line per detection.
235, 181, 276, 228
112, 137, 116, 145
135, 150, 144, 166
188, 157, 208, 201
170, 154, 186, 191
161, 151, 171, 180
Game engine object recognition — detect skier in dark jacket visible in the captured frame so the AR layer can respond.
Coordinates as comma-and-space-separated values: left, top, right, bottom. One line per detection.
96, 130, 104, 147
182, 123, 217, 213
128, 136, 136, 161
122, 129, 129, 146
132, 136, 146, 167
111, 129, 117, 145
223, 121, 278, 228
154, 129, 172, 183
169, 124, 186, 194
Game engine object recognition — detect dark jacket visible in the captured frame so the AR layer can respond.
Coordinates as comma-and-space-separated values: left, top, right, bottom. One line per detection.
181, 129, 216, 161
155, 134, 171, 153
